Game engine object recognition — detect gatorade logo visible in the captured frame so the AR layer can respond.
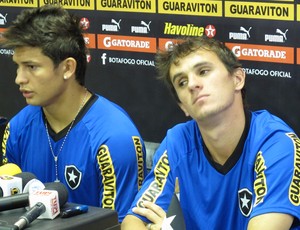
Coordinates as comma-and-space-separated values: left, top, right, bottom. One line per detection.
83, 33, 96, 49
98, 34, 156, 53
226, 43, 294, 64
297, 48, 300, 65
158, 38, 180, 51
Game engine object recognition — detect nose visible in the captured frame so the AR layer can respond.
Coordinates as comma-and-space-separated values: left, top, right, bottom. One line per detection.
187, 73, 202, 91
15, 67, 29, 86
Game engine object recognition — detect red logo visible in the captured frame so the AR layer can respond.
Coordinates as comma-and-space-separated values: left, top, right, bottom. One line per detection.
205, 25, 216, 38
80, 18, 90, 30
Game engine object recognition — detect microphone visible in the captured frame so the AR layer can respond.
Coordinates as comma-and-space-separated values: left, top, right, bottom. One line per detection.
0, 181, 68, 212
0, 175, 22, 197
13, 183, 68, 230
0, 164, 23, 197
0, 172, 37, 197
0, 163, 22, 176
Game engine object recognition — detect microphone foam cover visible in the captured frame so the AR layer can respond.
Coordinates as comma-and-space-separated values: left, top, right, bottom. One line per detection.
14, 172, 37, 190
0, 163, 22, 176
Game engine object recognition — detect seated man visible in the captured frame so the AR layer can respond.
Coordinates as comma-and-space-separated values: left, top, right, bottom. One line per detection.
121, 36, 300, 229
0, 5, 147, 222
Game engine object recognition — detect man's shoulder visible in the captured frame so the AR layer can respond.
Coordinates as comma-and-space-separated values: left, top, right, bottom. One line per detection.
168, 119, 197, 135
251, 109, 293, 132
10, 105, 42, 127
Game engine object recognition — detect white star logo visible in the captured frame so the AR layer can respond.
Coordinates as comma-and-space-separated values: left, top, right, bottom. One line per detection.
68, 170, 78, 183
241, 193, 250, 208
161, 215, 176, 230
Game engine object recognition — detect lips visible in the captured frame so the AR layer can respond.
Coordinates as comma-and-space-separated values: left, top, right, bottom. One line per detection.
20, 89, 33, 98
193, 94, 208, 104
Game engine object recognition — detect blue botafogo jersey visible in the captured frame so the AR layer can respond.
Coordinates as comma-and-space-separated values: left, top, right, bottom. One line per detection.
2, 94, 147, 222
127, 110, 300, 229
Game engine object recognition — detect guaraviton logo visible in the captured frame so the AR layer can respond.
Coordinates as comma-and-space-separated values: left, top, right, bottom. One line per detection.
40, 1, 94, 10
158, 0, 222, 17
97, 0, 155, 13
287, 133, 300, 206
0, 0, 37, 7
225, 2, 294, 21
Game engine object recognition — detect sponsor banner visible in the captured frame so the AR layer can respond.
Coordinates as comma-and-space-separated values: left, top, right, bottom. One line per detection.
40, 1, 94, 10
264, 28, 289, 43
297, 48, 300, 65
101, 18, 122, 33
0, 28, 6, 43
98, 34, 157, 53
158, 0, 222, 17
99, 52, 155, 67
229, 0, 294, 1
97, 0, 156, 13
0, 28, 13, 56
158, 38, 179, 51
162, 23, 216, 38
101, 18, 155, 36
163, 22, 205, 36
243, 66, 293, 78
0, 0, 37, 7
0, 13, 7, 26
131, 20, 152, 35
225, 1, 294, 21
226, 42, 294, 64
83, 33, 96, 49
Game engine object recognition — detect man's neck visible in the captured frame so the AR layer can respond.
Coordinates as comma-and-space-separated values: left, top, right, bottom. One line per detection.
43, 87, 89, 133
198, 107, 246, 165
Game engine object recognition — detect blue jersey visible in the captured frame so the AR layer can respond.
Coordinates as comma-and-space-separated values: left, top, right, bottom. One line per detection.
127, 110, 300, 229
2, 94, 146, 222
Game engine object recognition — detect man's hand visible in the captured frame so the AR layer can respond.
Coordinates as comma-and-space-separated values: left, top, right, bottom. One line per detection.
132, 201, 167, 230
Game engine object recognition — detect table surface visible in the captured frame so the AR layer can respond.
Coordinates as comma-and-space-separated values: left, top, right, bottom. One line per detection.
0, 203, 120, 230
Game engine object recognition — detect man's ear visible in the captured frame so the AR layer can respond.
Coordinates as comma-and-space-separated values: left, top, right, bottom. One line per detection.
178, 102, 190, 117
62, 57, 77, 80
233, 67, 246, 90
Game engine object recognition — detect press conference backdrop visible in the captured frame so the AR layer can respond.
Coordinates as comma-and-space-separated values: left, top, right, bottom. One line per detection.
0, 0, 299, 142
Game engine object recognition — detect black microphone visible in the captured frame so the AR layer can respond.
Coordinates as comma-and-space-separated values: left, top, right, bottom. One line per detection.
15, 172, 37, 191
13, 182, 68, 230
0, 182, 68, 212
13, 202, 45, 230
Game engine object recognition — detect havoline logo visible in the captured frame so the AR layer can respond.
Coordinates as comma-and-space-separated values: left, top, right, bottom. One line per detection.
164, 22, 205, 36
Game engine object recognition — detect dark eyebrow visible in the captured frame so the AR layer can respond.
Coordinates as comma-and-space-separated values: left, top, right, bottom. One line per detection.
171, 72, 184, 84
171, 61, 212, 84
12, 58, 37, 66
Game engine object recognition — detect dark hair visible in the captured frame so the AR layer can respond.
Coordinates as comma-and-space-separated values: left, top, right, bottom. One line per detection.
1, 5, 87, 85
155, 36, 246, 103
